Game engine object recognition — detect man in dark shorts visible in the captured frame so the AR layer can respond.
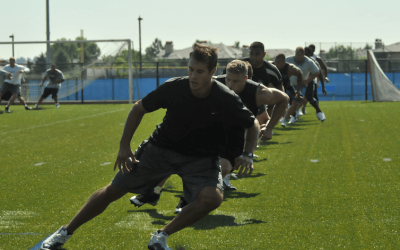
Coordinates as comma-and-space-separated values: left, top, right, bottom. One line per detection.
130, 60, 289, 210
270, 54, 304, 127
41, 43, 259, 250
34, 64, 64, 109
1, 77, 33, 110
0, 68, 12, 114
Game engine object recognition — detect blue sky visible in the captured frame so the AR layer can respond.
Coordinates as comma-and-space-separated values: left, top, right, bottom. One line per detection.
1, 0, 399, 61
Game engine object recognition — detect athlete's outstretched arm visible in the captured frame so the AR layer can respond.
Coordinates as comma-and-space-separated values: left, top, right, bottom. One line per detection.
256, 86, 289, 140
235, 119, 260, 176
316, 57, 328, 77
289, 65, 303, 96
114, 100, 147, 173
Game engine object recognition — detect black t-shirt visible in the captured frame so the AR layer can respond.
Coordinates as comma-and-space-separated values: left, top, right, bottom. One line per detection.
214, 75, 260, 116
241, 58, 282, 88
272, 62, 291, 89
142, 76, 255, 157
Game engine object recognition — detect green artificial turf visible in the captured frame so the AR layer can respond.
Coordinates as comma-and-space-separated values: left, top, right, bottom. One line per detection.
0, 101, 399, 249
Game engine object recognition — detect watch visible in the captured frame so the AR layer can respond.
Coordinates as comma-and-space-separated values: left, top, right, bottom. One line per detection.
242, 151, 253, 158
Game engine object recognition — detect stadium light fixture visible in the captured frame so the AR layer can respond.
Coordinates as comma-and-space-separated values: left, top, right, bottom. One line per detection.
9, 34, 14, 57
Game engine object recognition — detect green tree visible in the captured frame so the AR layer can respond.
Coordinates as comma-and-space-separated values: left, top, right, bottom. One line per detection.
326, 45, 357, 59
54, 50, 70, 72
33, 53, 47, 74
50, 38, 79, 64
145, 38, 164, 61
76, 36, 101, 64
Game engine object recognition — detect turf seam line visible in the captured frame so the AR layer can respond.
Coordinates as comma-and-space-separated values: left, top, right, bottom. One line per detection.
0, 109, 125, 135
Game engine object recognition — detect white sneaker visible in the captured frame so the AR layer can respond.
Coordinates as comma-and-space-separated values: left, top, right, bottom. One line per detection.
41, 226, 72, 250
289, 116, 298, 124
34, 104, 39, 109
148, 231, 171, 250
297, 109, 303, 116
316, 112, 326, 122
280, 118, 287, 128
55, 103, 60, 108
223, 174, 237, 191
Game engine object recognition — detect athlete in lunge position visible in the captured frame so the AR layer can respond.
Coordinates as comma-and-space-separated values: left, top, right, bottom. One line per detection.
40, 43, 259, 250
271, 53, 304, 127
284, 47, 326, 123
34, 64, 65, 109
130, 60, 289, 212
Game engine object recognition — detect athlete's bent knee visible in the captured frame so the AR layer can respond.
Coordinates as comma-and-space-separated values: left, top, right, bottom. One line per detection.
198, 187, 223, 210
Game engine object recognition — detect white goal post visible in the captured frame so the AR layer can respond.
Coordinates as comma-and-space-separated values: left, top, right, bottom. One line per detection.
367, 50, 400, 102
0, 39, 136, 104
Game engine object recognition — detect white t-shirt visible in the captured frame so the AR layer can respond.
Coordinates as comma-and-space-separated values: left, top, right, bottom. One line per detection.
45, 69, 64, 89
286, 56, 319, 86
2, 64, 30, 85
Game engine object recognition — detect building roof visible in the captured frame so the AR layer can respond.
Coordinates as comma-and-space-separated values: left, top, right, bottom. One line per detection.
374, 42, 400, 53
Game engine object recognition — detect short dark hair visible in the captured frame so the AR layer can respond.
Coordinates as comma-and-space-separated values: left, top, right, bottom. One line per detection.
227, 60, 248, 77
309, 44, 316, 50
189, 43, 218, 72
275, 53, 286, 61
250, 42, 265, 52
305, 47, 312, 55
243, 61, 253, 79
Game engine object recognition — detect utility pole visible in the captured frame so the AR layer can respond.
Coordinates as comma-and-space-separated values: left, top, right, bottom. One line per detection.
9, 34, 14, 57
138, 16, 143, 76
46, 0, 51, 69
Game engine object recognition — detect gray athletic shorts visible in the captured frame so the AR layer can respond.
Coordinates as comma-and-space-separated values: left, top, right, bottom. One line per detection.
1, 82, 19, 95
112, 142, 223, 204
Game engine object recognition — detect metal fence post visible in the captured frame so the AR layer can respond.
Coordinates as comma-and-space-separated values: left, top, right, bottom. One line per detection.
112, 77, 115, 100
75, 76, 78, 101
351, 71, 353, 100
156, 62, 159, 87
365, 60, 368, 101
81, 68, 84, 104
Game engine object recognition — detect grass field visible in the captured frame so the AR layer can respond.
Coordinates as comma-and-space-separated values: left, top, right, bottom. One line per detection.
0, 101, 399, 250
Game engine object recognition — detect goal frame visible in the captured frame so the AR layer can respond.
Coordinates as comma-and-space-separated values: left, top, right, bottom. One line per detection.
0, 39, 135, 103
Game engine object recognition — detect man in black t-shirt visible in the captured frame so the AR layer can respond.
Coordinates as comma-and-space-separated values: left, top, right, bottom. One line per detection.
41, 43, 259, 250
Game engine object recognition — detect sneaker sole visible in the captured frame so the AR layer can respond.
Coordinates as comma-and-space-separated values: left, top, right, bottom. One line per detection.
130, 199, 158, 207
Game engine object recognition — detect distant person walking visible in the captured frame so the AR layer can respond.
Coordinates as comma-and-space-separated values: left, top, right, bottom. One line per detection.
34, 64, 65, 109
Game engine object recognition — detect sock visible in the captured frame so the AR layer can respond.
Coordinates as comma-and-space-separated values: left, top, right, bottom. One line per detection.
24, 104, 28, 107
154, 186, 162, 194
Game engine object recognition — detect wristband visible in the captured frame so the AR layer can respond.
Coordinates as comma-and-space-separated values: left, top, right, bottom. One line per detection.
242, 151, 253, 158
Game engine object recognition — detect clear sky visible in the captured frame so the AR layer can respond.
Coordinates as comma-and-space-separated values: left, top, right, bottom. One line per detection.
1, 0, 399, 61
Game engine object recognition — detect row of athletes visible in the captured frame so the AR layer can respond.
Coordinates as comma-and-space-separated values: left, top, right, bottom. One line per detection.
0, 58, 65, 114
39, 41, 328, 250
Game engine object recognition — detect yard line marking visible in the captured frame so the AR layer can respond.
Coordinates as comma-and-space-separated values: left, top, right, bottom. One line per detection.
310, 159, 319, 162
101, 162, 112, 165
34, 163, 45, 166
383, 158, 392, 161
1, 109, 125, 135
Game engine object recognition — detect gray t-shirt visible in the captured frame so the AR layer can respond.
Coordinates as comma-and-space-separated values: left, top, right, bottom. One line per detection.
45, 69, 64, 89
0, 68, 9, 85
286, 56, 319, 86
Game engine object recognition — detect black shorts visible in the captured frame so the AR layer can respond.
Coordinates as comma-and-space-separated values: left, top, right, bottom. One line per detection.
219, 127, 244, 168
112, 142, 222, 204
42, 88, 59, 99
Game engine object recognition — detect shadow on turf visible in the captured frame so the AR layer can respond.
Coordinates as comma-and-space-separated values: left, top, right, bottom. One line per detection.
223, 191, 261, 200
126, 209, 266, 230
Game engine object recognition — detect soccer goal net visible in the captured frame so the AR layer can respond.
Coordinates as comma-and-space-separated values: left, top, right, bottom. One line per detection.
0, 39, 136, 103
367, 50, 400, 102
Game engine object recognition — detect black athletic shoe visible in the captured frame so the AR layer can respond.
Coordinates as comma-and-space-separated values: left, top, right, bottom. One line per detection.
174, 196, 189, 214
130, 191, 161, 207
25, 106, 32, 110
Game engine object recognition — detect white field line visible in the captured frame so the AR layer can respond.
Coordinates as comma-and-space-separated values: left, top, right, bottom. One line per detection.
0, 109, 125, 136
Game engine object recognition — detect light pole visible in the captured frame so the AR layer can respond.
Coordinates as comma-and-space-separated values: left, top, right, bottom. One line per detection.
46, 0, 51, 69
9, 34, 14, 57
138, 16, 143, 76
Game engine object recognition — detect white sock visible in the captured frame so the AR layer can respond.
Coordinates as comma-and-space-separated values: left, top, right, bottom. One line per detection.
154, 186, 162, 194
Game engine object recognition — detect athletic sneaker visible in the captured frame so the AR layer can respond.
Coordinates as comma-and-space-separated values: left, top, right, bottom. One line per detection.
34, 104, 39, 109
280, 118, 287, 128
55, 103, 60, 108
25, 106, 32, 110
5, 107, 10, 113
289, 116, 298, 124
316, 112, 326, 122
297, 109, 303, 116
325, 77, 330, 83
253, 154, 259, 159
148, 231, 171, 250
41, 226, 72, 250
130, 191, 161, 207
223, 174, 237, 191
174, 196, 189, 214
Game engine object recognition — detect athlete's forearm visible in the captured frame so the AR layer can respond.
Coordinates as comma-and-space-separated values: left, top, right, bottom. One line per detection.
304, 72, 319, 85
267, 94, 289, 130
243, 120, 260, 154
120, 101, 146, 147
